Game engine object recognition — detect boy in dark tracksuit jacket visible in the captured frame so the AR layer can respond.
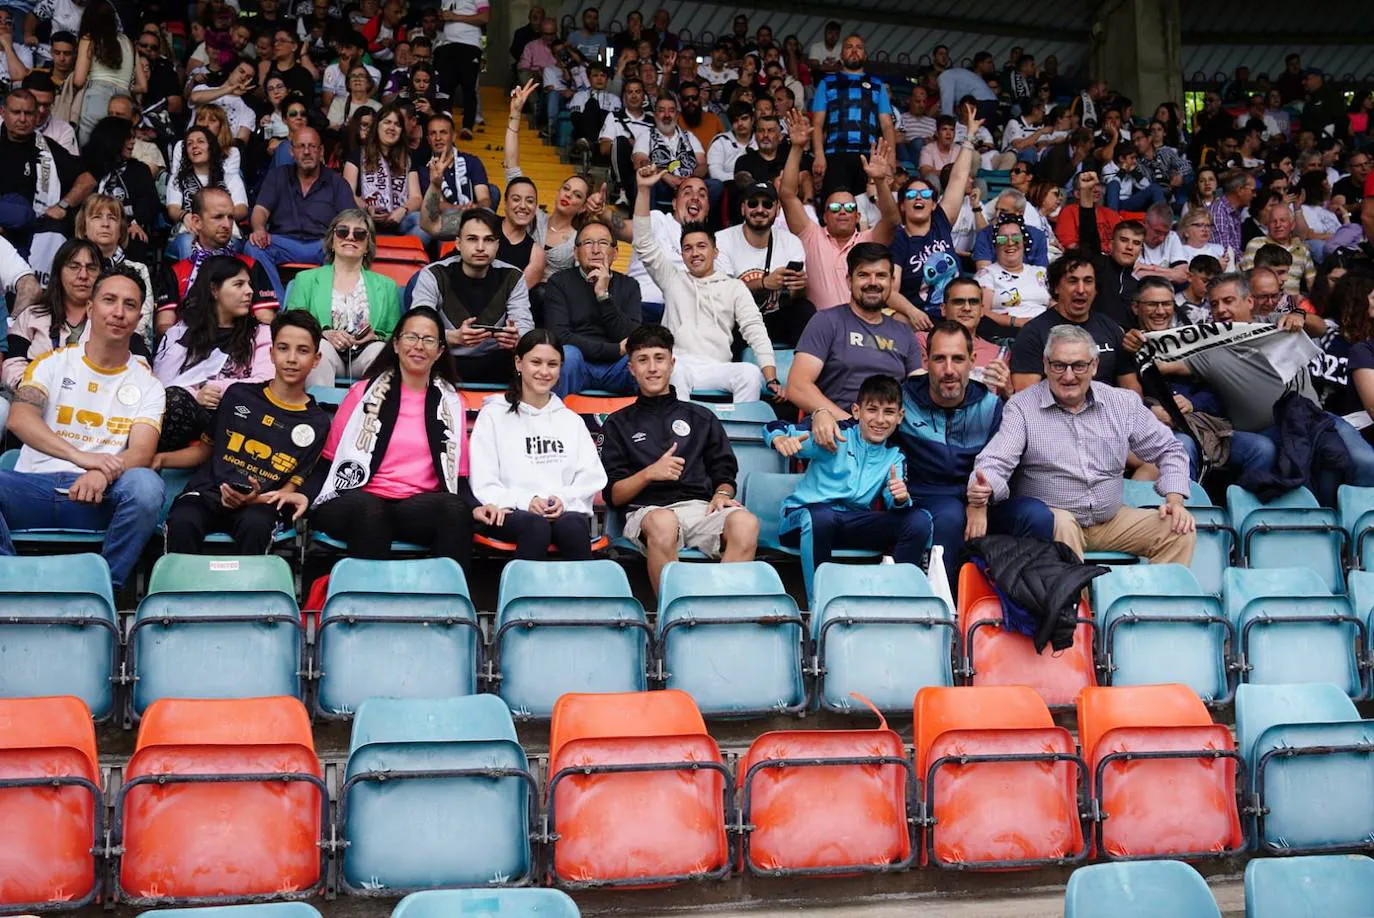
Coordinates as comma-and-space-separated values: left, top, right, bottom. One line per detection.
601, 325, 759, 592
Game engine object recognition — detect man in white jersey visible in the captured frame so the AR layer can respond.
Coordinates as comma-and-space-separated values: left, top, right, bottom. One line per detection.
0, 266, 165, 589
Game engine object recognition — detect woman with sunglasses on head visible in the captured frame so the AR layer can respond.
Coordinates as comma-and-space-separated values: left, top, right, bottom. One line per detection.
169, 104, 246, 188
333, 107, 376, 171
309, 306, 503, 569
285, 209, 400, 387
327, 64, 381, 129
974, 215, 1050, 338
468, 329, 607, 561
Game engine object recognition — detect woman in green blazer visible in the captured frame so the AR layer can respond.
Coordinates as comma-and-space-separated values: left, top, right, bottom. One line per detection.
286, 208, 403, 386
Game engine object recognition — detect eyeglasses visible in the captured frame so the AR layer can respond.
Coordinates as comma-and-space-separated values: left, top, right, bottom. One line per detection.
827, 202, 858, 213
287, 108, 307, 117
1010, 167, 1029, 175
1047, 359, 1094, 375
744, 197, 773, 208
1134, 298, 1175, 308
577, 238, 615, 249
65, 261, 100, 274
334, 226, 369, 241
903, 188, 934, 200
995, 234, 1024, 245
398, 332, 440, 348
1253, 292, 1283, 304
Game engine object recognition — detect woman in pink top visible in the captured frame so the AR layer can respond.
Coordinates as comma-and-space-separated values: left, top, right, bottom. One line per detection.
310, 306, 503, 568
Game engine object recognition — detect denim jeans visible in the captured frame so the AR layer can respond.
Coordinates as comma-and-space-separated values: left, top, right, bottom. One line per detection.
243, 235, 327, 304
0, 468, 164, 589
1105, 181, 1167, 211
780, 504, 934, 602
910, 493, 1056, 587
556, 345, 636, 396
1228, 418, 1374, 498
399, 211, 431, 247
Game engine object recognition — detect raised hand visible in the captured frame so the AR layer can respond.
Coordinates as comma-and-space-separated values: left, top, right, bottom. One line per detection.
887, 464, 909, 503
429, 147, 454, 186
772, 431, 809, 458
636, 163, 665, 188
509, 78, 539, 113
785, 106, 811, 146
647, 442, 685, 481
960, 100, 985, 139
968, 469, 992, 507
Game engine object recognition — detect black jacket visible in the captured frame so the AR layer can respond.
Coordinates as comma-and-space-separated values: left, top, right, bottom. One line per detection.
543, 267, 642, 365
967, 535, 1108, 653
1239, 390, 1351, 504
601, 389, 738, 509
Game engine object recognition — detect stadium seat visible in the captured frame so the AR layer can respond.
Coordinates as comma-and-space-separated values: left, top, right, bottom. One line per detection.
1091, 564, 1231, 703
0, 449, 109, 548
563, 394, 635, 416
657, 561, 806, 716
492, 560, 650, 719
115, 697, 326, 903
1064, 861, 1221, 918
374, 235, 429, 264
736, 724, 913, 876
1228, 485, 1345, 594
0, 697, 102, 910
914, 686, 1086, 868
688, 400, 782, 479
391, 889, 581, 918
742, 347, 794, 388
140, 906, 324, 918
546, 691, 729, 887
957, 562, 1095, 708
158, 469, 297, 553
339, 697, 535, 893
744, 472, 882, 598
308, 529, 428, 555
1235, 682, 1374, 854
1244, 854, 1374, 918
603, 510, 709, 560
1123, 479, 1234, 594
1224, 567, 1365, 700
0, 554, 119, 721
1339, 484, 1374, 570
306, 385, 349, 408
1076, 685, 1243, 859
129, 555, 304, 719
369, 260, 423, 288
315, 558, 481, 719
811, 562, 955, 713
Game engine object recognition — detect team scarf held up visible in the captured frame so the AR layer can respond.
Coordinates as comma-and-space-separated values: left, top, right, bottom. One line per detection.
1137, 319, 1319, 383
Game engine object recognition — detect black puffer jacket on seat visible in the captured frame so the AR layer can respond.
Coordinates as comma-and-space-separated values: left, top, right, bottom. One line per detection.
966, 535, 1110, 652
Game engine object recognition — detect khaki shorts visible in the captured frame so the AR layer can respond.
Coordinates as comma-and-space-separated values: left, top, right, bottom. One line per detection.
624, 499, 743, 559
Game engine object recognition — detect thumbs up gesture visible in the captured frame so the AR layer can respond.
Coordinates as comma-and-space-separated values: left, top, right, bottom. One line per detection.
773, 431, 810, 458
968, 469, 993, 507
887, 464, 909, 504
647, 442, 685, 481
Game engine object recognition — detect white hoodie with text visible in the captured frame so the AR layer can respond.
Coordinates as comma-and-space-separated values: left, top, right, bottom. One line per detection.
468, 394, 608, 516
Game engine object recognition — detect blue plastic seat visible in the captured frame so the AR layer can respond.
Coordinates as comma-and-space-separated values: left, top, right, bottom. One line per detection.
811, 562, 954, 713
687, 400, 776, 440
742, 347, 794, 388
604, 510, 709, 560
391, 889, 579, 918
657, 561, 806, 716
129, 554, 303, 718
306, 385, 349, 408
0, 554, 119, 720
1235, 682, 1374, 854
0, 449, 108, 546
1244, 854, 1374, 918
733, 441, 789, 480
1123, 480, 1233, 593
316, 558, 480, 719
1091, 564, 1232, 702
341, 697, 535, 894
493, 560, 649, 719
743, 472, 882, 582
1224, 567, 1365, 700
1339, 484, 1374, 570
1064, 861, 1220, 918
1228, 485, 1345, 594
309, 529, 427, 554
140, 906, 324, 918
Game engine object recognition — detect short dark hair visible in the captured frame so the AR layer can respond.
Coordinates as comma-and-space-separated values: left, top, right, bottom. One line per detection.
20, 71, 55, 93
847, 242, 893, 276
972, 51, 993, 66
1189, 253, 1223, 276
679, 220, 713, 246
935, 114, 956, 129
856, 374, 901, 406
1114, 220, 1145, 239
271, 309, 323, 347
94, 263, 146, 302
458, 208, 502, 238
49, 30, 76, 46
626, 324, 674, 355
1136, 276, 1175, 299
1048, 248, 1096, 290
726, 101, 753, 121
1112, 144, 1136, 164
943, 275, 982, 301
927, 319, 974, 354
1253, 243, 1293, 269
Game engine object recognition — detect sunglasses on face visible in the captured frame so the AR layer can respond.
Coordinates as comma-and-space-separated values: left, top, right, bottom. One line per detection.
904, 188, 934, 200
946, 296, 981, 307
745, 197, 773, 208
827, 202, 858, 213
287, 108, 307, 117
995, 234, 1024, 245
334, 226, 369, 241
1011, 167, 1028, 175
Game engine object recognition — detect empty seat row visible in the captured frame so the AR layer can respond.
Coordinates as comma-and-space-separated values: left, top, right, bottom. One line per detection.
138, 893, 581, 918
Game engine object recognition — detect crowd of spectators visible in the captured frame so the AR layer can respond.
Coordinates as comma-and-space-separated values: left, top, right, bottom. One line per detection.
1, 0, 1374, 602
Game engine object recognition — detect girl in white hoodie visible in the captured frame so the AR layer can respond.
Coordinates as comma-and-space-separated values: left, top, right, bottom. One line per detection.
469, 329, 609, 560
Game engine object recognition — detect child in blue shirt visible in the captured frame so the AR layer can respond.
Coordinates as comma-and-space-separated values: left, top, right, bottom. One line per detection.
764, 374, 934, 601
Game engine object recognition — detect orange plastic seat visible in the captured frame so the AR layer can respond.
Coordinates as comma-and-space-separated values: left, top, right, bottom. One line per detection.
1077, 685, 1244, 860
737, 724, 912, 876
116, 698, 325, 904
547, 691, 729, 887
374, 235, 429, 264
475, 533, 609, 554
958, 562, 1097, 708
438, 240, 456, 258
0, 697, 101, 910
914, 686, 1086, 869
370, 260, 423, 288
564, 394, 636, 416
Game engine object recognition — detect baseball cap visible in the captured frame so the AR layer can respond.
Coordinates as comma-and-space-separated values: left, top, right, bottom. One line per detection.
743, 182, 777, 202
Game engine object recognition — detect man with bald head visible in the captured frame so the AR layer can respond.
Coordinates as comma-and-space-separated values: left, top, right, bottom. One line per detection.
245, 128, 356, 302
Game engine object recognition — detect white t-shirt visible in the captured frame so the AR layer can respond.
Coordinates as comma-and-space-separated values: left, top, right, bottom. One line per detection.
1303, 203, 1343, 237
808, 40, 840, 67
975, 262, 1051, 319
205, 95, 257, 138
706, 132, 756, 181
323, 62, 382, 100
569, 88, 620, 114
1140, 232, 1188, 267
632, 125, 704, 177
599, 109, 652, 145
1176, 240, 1231, 269
440, 0, 487, 47
0, 234, 34, 293
1000, 116, 1042, 153
627, 210, 686, 304
696, 62, 737, 86
15, 345, 165, 476
714, 223, 806, 279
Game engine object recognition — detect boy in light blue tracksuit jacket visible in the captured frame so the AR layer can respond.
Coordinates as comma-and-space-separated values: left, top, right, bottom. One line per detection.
763, 374, 934, 601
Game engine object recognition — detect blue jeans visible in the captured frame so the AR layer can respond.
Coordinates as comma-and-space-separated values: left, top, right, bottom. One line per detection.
642, 301, 664, 323
1105, 181, 1167, 211
0, 468, 164, 589
780, 504, 934, 601
556, 345, 635, 396
909, 494, 1055, 587
399, 211, 431, 247
244, 235, 327, 304
896, 140, 925, 168
1228, 418, 1374, 494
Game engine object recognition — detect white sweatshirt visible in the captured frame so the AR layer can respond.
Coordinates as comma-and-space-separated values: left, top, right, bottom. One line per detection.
468, 395, 608, 516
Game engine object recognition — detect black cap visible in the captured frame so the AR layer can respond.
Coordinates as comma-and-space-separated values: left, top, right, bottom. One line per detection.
743, 181, 777, 202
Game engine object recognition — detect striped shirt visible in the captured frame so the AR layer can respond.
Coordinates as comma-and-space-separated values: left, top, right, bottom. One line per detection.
972, 380, 1190, 526
1208, 196, 1244, 260
1240, 233, 1316, 295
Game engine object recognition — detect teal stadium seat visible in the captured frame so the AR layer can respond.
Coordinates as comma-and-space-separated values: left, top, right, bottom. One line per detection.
1338, 484, 1374, 570
128, 554, 304, 719
0, 554, 119, 720
810, 562, 955, 713
657, 561, 806, 716
1235, 682, 1374, 854
1122, 479, 1233, 594
1091, 564, 1232, 702
315, 558, 481, 719
604, 509, 709, 560
691, 399, 786, 479
340, 697, 536, 894
1228, 485, 1345, 594
1064, 861, 1221, 918
140, 905, 324, 918
492, 560, 650, 719
1224, 567, 1366, 700
1244, 854, 1374, 918
742, 346, 794, 388
391, 888, 580, 918
159, 468, 297, 551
